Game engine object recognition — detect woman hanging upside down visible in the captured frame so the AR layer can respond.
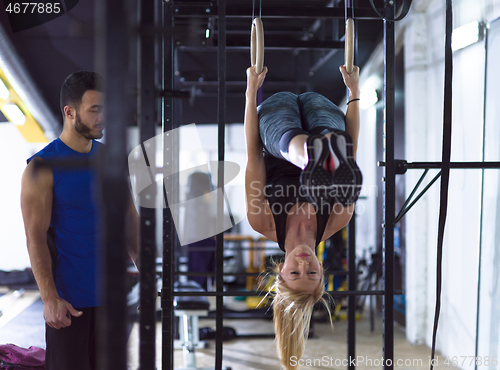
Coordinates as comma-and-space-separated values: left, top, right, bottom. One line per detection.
244, 64, 362, 370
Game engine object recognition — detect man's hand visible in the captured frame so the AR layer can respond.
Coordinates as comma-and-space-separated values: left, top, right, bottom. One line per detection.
43, 297, 83, 329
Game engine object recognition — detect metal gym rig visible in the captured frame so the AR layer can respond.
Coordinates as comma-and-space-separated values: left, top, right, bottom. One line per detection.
82, 0, 499, 369
92, 1, 410, 369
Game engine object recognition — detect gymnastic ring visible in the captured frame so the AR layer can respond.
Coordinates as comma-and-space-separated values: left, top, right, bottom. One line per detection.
251, 17, 264, 74
345, 18, 354, 74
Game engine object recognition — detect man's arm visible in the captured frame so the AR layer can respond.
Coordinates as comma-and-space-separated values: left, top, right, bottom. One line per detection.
21, 159, 82, 329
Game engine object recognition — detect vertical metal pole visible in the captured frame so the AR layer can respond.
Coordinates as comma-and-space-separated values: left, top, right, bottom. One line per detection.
216, 1, 226, 369
347, 213, 356, 369
383, 1, 396, 369
138, 0, 157, 368
95, 0, 130, 369
475, 22, 489, 370
162, 1, 176, 369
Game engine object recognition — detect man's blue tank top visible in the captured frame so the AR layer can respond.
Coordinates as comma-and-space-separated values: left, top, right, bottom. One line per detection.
28, 138, 103, 308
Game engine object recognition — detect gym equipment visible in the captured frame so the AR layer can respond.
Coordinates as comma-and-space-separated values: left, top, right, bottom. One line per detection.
250, 0, 264, 74
173, 281, 209, 370
250, 18, 264, 74
345, 18, 354, 74
173, 280, 231, 370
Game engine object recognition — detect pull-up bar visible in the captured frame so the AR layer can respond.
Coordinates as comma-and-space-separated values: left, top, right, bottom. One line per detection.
378, 160, 500, 174
173, 5, 382, 19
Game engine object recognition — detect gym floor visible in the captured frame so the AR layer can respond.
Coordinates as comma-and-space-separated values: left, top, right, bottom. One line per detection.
0, 288, 460, 369
128, 298, 461, 370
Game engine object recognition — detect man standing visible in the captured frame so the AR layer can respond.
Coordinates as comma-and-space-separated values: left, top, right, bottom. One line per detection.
20, 71, 138, 370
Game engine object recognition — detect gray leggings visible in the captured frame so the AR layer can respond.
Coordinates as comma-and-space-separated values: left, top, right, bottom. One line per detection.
257, 91, 346, 160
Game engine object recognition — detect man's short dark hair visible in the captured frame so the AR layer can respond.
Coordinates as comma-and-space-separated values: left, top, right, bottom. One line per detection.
59, 71, 103, 120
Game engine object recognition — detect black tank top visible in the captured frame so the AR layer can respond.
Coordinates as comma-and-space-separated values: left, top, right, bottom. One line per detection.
265, 169, 334, 252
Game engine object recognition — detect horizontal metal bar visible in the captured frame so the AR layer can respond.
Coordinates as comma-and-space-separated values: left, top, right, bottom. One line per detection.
210, 30, 307, 36
229, 39, 344, 49
174, 272, 263, 277
407, 161, 500, 169
327, 290, 404, 297
179, 80, 310, 88
173, 270, 349, 277
206, 311, 273, 320
379, 161, 500, 170
169, 289, 403, 297
177, 46, 317, 53
228, 333, 275, 339
174, 5, 382, 19
176, 246, 281, 252
177, 40, 344, 50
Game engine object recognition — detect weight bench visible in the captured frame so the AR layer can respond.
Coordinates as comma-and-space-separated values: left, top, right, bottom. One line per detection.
173, 281, 231, 370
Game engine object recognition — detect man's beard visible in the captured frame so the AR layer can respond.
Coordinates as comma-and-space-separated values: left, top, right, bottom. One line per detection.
74, 111, 104, 140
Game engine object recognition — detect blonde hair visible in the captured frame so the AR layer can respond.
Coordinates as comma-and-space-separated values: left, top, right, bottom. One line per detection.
265, 263, 333, 370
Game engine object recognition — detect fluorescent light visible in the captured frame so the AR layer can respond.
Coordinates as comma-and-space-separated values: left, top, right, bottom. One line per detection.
205, 28, 210, 38
0, 79, 8, 100
452, 21, 484, 52
3, 103, 26, 125
0, 22, 60, 138
360, 87, 378, 110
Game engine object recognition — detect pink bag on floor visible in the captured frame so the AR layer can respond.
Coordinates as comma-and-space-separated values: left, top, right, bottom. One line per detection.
0, 344, 45, 369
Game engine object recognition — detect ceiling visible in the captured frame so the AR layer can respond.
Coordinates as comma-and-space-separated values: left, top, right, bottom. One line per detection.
0, 0, 394, 132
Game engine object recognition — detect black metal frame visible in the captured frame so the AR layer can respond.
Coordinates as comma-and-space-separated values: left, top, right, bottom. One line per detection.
137, 1, 158, 370
162, 1, 178, 369
377, 7, 500, 370
30, 1, 408, 369
58, 1, 500, 369
382, 2, 396, 368
378, 161, 500, 225
173, 4, 383, 19
215, 1, 227, 368
95, 0, 132, 369
145, 1, 401, 370
132, 1, 414, 370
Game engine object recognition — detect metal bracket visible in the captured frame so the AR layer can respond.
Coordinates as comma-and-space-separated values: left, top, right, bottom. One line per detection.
379, 160, 500, 224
